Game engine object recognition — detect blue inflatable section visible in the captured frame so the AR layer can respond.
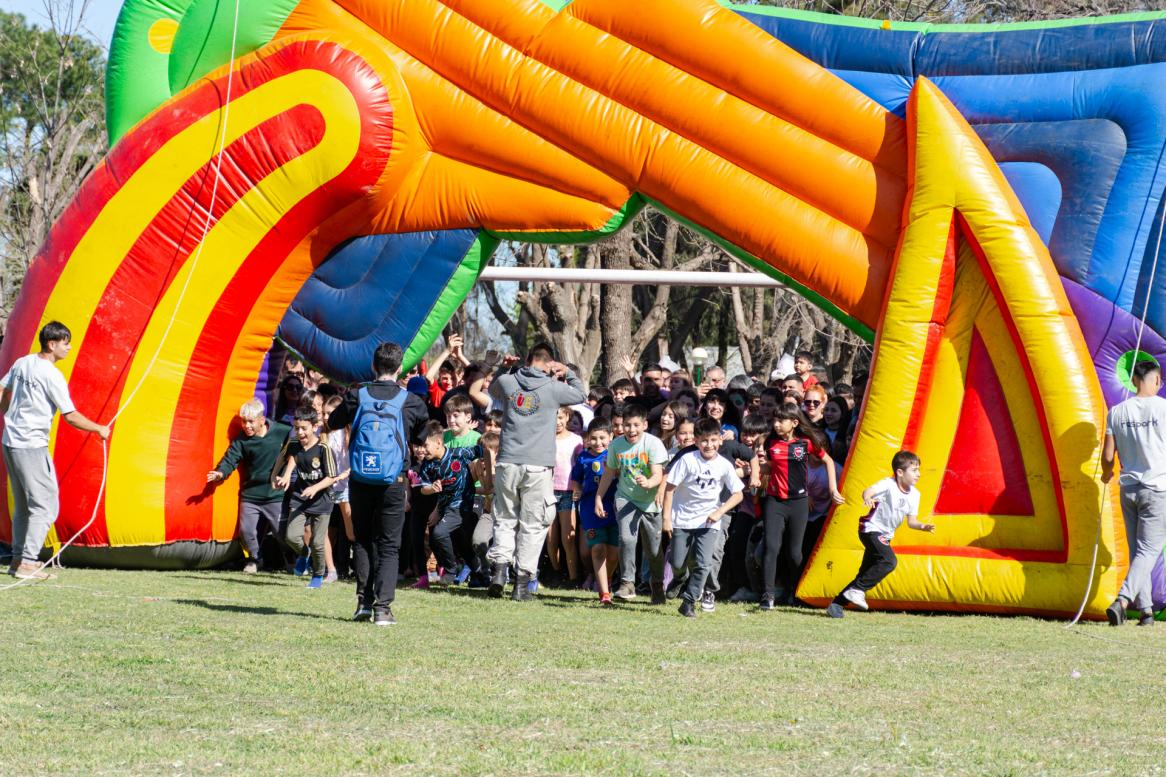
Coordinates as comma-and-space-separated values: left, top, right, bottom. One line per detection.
282, 13, 1166, 390
736, 11, 1166, 340
277, 230, 479, 383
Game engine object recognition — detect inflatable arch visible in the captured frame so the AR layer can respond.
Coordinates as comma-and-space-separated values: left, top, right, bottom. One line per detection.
4, 0, 1166, 618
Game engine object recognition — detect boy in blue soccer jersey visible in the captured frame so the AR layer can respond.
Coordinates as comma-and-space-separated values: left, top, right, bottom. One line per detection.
415, 421, 492, 584
571, 418, 618, 605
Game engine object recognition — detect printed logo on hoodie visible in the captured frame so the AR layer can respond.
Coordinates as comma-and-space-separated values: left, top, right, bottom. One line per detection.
512, 390, 541, 416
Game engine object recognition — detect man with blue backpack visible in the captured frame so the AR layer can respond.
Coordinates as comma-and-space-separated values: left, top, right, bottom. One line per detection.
328, 342, 429, 626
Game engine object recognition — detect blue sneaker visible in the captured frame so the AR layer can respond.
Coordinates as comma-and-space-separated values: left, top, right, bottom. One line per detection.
455, 564, 472, 585
527, 575, 539, 594
294, 555, 310, 576
307, 575, 324, 589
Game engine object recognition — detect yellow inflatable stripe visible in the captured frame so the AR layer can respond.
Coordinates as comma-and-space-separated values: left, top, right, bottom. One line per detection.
104, 71, 363, 547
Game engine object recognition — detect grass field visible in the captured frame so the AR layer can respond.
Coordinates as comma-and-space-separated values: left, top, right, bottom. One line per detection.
2, 569, 1163, 776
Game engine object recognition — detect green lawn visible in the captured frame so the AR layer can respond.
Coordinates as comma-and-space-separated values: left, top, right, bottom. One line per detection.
1, 569, 1161, 776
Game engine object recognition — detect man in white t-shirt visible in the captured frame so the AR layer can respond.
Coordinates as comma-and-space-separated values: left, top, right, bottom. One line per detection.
2, 322, 110, 580
661, 418, 744, 618
1101, 359, 1166, 627
827, 450, 934, 618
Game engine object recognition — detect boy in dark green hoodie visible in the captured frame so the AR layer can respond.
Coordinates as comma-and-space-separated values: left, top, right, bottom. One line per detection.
207, 398, 291, 572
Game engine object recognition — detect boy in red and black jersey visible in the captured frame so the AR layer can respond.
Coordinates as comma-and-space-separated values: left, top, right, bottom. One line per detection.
759, 406, 843, 610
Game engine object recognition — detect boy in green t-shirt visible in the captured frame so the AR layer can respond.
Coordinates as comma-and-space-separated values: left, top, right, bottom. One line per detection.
442, 393, 481, 449
595, 403, 668, 603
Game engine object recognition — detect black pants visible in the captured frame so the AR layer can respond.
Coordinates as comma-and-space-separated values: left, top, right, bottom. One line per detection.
350, 478, 408, 611
430, 505, 464, 573
833, 531, 897, 603
409, 489, 437, 577
761, 495, 808, 599
725, 511, 755, 595
457, 507, 481, 574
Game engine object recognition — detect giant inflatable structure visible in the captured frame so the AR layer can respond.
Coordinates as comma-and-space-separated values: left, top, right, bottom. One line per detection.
2, 0, 1164, 618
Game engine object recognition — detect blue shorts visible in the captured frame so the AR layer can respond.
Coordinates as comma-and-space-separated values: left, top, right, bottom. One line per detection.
554, 489, 574, 512
585, 523, 619, 547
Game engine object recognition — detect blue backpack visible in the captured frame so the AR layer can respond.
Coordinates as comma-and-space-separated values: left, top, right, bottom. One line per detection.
349, 387, 409, 484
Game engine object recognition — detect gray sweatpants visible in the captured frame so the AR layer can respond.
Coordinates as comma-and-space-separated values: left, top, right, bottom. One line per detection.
1118, 482, 1166, 611
239, 500, 282, 561
617, 496, 665, 586
488, 463, 554, 576
285, 510, 330, 577
3, 446, 59, 565
670, 526, 718, 604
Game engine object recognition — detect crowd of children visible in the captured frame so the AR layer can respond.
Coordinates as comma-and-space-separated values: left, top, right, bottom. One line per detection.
211, 342, 932, 619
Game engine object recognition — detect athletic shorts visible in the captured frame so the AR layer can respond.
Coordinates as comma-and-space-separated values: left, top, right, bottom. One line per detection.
554, 489, 575, 512
585, 523, 619, 547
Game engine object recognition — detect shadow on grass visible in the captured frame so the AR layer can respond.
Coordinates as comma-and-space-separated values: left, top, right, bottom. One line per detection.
171, 598, 342, 621
168, 573, 304, 588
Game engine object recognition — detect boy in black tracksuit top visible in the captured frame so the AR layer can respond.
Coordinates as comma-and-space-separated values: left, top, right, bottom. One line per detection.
273, 406, 339, 587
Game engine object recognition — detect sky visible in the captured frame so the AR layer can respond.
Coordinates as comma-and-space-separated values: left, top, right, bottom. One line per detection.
2, 0, 123, 48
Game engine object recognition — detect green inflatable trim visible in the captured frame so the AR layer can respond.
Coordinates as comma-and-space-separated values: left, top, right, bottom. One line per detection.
723, 2, 1166, 32
645, 198, 875, 342
489, 195, 646, 244
104, 0, 299, 145
402, 231, 501, 371
537, 0, 1165, 33
106, 0, 193, 145
168, 0, 300, 95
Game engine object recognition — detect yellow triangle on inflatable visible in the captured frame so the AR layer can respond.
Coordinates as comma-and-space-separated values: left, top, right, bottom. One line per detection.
797, 79, 1124, 618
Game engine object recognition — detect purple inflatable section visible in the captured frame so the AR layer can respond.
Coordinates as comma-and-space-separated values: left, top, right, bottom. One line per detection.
1065, 278, 1166, 609
1062, 278, 1166, 409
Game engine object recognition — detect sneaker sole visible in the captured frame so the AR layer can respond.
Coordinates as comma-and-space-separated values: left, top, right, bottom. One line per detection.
843, 590, 870, 611
373, 620, 396, 626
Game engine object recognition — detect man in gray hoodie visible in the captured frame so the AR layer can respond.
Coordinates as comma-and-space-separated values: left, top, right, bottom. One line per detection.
487, 342, 587, 599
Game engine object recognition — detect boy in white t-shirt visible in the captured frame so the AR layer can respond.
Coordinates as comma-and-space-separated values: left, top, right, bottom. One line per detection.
827, 450, 934, 619
662, 418, 744, 618
2, 322, 110, 580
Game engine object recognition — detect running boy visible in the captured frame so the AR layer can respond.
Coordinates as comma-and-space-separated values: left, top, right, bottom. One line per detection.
827, 450, 933, 618
207, 399, 292, 573
595, 403, 668, 603
416, 421, 491, 584
662, 418, 744, 617
571, 418, 618, 605
273, 406, 340, 588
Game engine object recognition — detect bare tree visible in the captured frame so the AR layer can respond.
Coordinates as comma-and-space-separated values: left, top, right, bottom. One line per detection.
0, 2, 106, 323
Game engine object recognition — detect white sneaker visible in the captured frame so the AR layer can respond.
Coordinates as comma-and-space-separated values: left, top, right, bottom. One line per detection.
842, 588, 869, 611
701, 591, 717, 612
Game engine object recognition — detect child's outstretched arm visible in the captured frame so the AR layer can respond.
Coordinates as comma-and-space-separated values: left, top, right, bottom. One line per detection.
907, 515, 936, 533
272, 457, 295, 491
708, 489, 743, 525
661, 482, 676, 534
822, 452, 845, 504
594, 463, 618, 518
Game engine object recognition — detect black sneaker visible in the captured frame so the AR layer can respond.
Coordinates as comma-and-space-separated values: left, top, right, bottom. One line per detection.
678, 599, 697, 618
759, 596, 775, 611
1106, 598, 1127, 627
488, 563, 507, 599
353, 605, 373, 622
826, 602, 845, 619
1139, 611, 1155, 627
650, 582, 667, 605
373, 607, 396, 627
512, 573, 533, 602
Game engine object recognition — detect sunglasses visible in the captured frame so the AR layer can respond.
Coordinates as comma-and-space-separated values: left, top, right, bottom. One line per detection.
803, 400, 822, 408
